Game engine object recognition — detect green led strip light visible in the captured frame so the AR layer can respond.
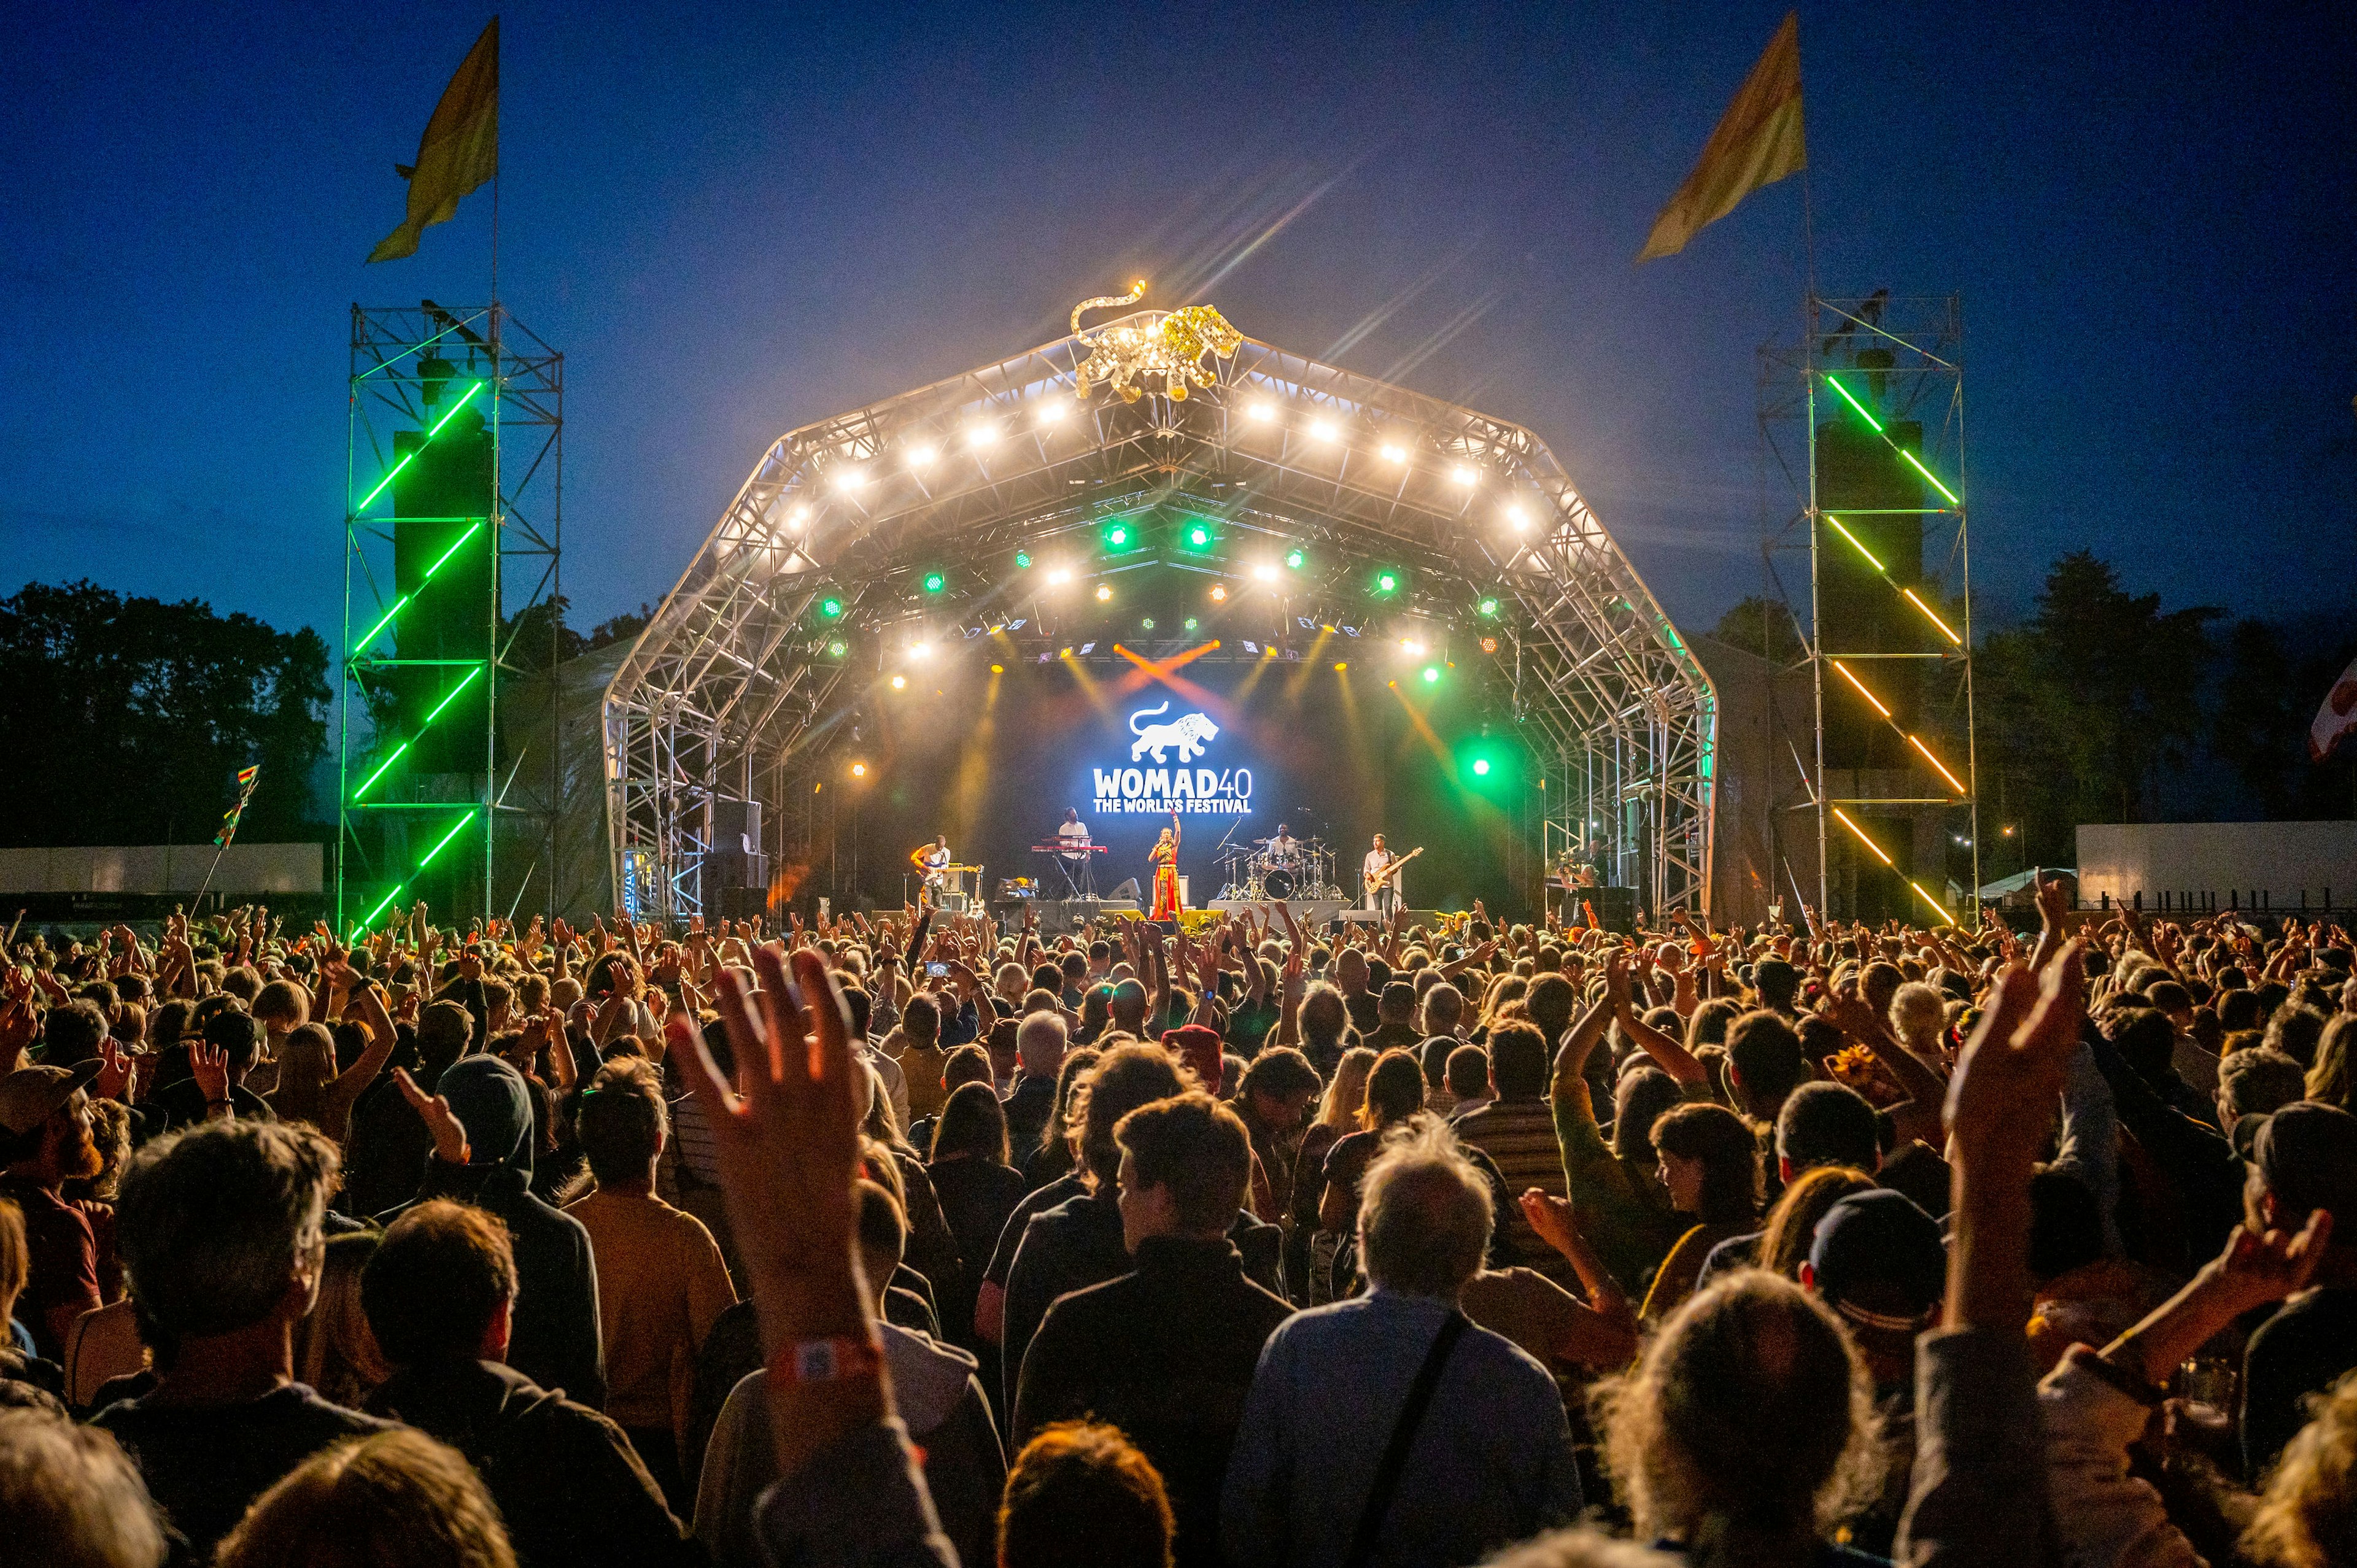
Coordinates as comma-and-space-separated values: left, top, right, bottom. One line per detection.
349, 663, 486, 801
350, 518, 487, 652
355, 811, 478, 933
1822, 373, 1962, 506
356, 381, 487, 511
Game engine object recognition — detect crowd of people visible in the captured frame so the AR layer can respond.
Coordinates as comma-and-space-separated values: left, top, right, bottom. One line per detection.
2, 881, 2356, 1568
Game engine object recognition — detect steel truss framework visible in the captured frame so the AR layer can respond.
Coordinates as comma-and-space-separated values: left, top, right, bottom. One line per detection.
339, 303, 563, 930
603, 315, 1715, 921
1759, 294, 1977, 921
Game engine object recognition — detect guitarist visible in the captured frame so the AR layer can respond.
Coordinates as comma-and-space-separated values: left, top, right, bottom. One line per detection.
1361, 833, 1414, 916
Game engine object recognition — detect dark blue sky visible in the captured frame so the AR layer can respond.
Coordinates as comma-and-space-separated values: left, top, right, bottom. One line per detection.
6, 2, 2351, 652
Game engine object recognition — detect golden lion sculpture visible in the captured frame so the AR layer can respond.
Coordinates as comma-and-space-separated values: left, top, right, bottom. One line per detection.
1070, 282, 1242, 404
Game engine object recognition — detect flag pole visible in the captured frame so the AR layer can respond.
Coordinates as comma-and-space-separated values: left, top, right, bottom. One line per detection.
192, 837, 233, 911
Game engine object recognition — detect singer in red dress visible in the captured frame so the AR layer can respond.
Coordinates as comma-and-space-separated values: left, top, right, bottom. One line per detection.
1148, 811, 1181, 920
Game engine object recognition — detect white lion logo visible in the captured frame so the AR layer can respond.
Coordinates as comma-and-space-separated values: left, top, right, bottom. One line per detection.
1128, 701, 1219, 765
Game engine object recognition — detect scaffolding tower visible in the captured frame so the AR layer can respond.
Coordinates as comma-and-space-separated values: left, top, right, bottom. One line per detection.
338, 303, 563, 932
1760, 294, 1977, 924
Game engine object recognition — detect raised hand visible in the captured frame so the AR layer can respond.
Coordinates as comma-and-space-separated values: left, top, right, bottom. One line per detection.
190, 1042, 233, 1113
93, 1038, 135, 1104
392, 1066, 471, 1165
1944, 944, 2084, 1167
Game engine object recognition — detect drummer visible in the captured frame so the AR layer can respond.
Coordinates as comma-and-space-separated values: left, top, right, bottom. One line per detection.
1264, 822, 1302, 862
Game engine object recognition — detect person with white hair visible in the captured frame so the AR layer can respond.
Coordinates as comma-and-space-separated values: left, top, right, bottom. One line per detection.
1221, 1120, 1581, 1568
1004, 1011, 1070, 1160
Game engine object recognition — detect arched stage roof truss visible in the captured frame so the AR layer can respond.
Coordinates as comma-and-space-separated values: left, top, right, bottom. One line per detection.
602, 311, 1716, 920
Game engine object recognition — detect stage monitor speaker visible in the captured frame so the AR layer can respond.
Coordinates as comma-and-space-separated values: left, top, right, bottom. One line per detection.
715, 884, 770, 921
1109, 877, 1141, 901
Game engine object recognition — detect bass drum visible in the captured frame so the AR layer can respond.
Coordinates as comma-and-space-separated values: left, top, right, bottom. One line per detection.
1261, 866, 1296, 900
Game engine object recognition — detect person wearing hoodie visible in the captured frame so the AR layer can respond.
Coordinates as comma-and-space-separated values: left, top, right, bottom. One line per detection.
362, 1199, 697, 1568
693, 1179, 1005, 1568
384, 1056, 606, 1408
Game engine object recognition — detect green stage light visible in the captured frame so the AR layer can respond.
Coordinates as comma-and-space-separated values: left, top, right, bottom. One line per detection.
1184, 617, 1199, 631
819, 596, 844, 619
1285, 548, 1305, 570
1104, 521, 1136, 550
1421, 665, 1439, 684
1014, 550, 1032, 569
1823, 374, 1884, 433
1142, 618, 1156, 631
1374, 571, 1399, 594
1477, 597, 1500, 617
827, 639, 846, 657
922, 571, 946, 593
1472, 758, 1491, 776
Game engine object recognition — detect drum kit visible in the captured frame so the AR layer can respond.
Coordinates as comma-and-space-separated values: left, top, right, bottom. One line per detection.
1217, 829, 1342, 902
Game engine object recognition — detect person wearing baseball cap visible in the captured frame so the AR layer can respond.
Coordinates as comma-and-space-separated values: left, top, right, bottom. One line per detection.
0, 1059, 105, 1360
2238, 1100, 2357, 1477
1802, 1189, 1948, 1393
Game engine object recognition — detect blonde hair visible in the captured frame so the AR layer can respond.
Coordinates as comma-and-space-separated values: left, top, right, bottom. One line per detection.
1317, 1048, 1377, 1132
0, 1198, 26, 1322
2244, 1370, 2357, 1568
215, 1429, 514, 1568
2306, 1016, 2357, 1114
1592, 1270, 1884, 1562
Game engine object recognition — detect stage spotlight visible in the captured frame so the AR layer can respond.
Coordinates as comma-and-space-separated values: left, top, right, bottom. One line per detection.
1252, 563, 1278, 584
922, 571, 946, 593
1184, 617, 1199, 631
1183, 522, 1212, 550
1035, 401, 1068, 426
832, 463, 869, 493
1374, 571, 1399, 594
1478, 597, 1500, 617
1142, 617, 1156, 631
1451, 464, 1477, 487
1103, 521, 1137, 551
827, 639, 847, 656
1285, 548, 1306, 570
1480, 636, 1498, 654
850, 761, 867, 778
1333, 661, 1347, 672
890, 674, 907, 690
965, 420, 997, 449
787, 504, 811, 529
819, 596, 845, 619
1047, 566, 1073, 585
1472, 758, 1491, 776
1399, 638, 1425, 656
1246, 400, 1277, 422
1379, 442, 1407, 463
907, 442, 939, 468
1210, 584, 1229, 602
1504, 504, 1529, 530
1308, 418, 1338, 443
1095, 584, 1113, 602
1014, 550, 1032, 569
908, 643, 932, 660
990, 663, 1004, 673
1421, 666, 1439, 684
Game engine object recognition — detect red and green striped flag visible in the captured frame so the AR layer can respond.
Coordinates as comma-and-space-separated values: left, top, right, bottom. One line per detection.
214, 764, 262, 848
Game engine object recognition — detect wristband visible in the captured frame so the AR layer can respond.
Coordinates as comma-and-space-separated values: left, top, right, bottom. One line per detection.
784, 1334, 884, 1384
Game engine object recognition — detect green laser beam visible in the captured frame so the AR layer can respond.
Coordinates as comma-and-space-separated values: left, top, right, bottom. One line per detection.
1824, 514, 1886, 572
356, 381, 486, 510
1823, 374, 1883, 433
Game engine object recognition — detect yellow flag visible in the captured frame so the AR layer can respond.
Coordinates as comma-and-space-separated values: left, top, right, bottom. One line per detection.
1638, 11, 1806, 262
368, 18, 499, 264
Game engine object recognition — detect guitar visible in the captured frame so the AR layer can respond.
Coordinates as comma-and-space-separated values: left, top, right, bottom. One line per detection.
1364, 845, 1425, 894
